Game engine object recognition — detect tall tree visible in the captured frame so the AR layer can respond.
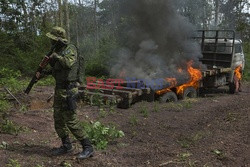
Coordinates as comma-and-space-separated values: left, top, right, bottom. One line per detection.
64, 0, 70, 42
57, 0, 63, 27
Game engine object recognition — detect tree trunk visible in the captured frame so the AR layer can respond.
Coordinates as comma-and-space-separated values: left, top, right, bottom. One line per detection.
57, 0, 63, 27
214, 0, 219, 27
203, 1, 207, 29
94, 0, 99, 48
20, 0, 28, 32
64, 0, 70, 42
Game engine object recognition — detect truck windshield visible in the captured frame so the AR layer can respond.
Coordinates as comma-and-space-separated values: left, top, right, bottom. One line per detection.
204, 43, 226, 52
235, 44, 242, 53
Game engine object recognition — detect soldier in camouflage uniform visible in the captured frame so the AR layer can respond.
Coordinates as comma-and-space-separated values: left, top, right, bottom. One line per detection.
39, 26, 93, 159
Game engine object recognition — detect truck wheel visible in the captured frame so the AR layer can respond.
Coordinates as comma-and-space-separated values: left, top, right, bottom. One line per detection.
160, 92, 178, 103
181, 87, 197, 99
229, 82, 236, 94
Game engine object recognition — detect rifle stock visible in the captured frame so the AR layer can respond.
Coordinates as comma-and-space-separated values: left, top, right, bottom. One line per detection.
24, 39, 66, 94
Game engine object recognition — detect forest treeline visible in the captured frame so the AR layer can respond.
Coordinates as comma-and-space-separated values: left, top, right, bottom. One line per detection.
0, 0, 249, 77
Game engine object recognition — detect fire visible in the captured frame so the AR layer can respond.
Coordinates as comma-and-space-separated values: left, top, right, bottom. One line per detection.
156, 61, 202, 96
156, 78, 177, 95
234, 65, 242, 80
176, 61, 202, 94
166, 78, 177, 87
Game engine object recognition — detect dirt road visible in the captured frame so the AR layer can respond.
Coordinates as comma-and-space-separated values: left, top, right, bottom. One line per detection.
0, 83, 249, 167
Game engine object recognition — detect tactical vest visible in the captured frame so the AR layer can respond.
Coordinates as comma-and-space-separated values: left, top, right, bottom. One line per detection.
52, 44, 79, 87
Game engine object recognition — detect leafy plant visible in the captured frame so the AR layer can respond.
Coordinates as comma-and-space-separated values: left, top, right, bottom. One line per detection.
0, 119, 27, 135
178, 152, 192, 161
0, 68, 26, 93
19, 105, 28, 113
0, 141, 8, 149
129, 115, 138, 126
6, 159, 21, 167
60, 161, 72, 167
82, 121, 125, 150
0, 98, 10, 112
212, 149, 225, 160
99, 107, 107, 118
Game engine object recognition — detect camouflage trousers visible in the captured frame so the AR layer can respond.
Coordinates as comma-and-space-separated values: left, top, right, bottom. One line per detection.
53, 87, 85, 141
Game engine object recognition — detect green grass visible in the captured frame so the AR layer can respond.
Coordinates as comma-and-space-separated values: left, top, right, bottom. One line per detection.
139, 101, 149, 117
129, 114, 138, 126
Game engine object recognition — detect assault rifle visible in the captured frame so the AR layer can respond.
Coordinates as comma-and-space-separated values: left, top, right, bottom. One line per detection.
24, 39, 66, 94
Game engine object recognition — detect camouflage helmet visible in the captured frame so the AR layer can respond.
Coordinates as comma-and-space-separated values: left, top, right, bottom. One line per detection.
46, 26, 68, 42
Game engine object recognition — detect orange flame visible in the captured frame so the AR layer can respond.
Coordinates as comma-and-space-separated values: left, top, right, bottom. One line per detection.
234, 65, 242, 80
156, 78, 177, 95
166, 78, 177, 87
176, 61, 202, 94
156, 61, 202, 96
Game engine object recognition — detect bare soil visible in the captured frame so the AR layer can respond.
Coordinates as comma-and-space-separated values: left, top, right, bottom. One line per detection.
0, 83, 249, 167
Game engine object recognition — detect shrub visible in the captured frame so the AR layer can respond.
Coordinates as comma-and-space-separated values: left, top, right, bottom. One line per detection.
0, 68, 26, 93
82, 121, 125, 150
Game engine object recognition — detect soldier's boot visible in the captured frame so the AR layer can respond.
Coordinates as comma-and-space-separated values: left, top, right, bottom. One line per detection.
77, 138, 94, 159
52, 136, 73, 156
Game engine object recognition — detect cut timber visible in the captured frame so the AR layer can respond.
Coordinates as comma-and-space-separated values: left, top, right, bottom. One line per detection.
78, 90, 122, 105
79, 83, 152, 109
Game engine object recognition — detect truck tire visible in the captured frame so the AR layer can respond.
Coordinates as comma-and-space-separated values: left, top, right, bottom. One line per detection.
229, 82, 236, 94
180, 87, 197, 99
160, 91, 178, 103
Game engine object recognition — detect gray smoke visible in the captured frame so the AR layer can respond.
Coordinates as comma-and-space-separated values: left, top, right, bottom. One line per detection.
111, 0, 202, 81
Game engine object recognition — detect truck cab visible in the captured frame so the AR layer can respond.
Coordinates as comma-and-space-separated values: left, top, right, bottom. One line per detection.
195, 30, 245, 93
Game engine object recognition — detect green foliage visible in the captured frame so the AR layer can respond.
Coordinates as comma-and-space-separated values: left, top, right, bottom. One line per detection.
82, 121, 125, 150
0, 30, 49, 76
129, 115, 138, 126
243, 43, 250, 81
99, 107, 107, 118
36, 76, 55, 86
85, 28, 119, 77
139, 102, 149, 117
0, 98, 10, 113
153, 101, 160, 112
0, 68, 26, 93
60, 161, 72, 167
0, 141, 9, 150
177, 131, 207, 148
6, 159, 21, 167
0, 119, 27, 135
212, 149, 225, 160
178, 152, 192, 161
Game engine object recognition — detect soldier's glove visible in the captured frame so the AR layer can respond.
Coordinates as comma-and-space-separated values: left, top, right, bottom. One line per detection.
50, 52, 61, 60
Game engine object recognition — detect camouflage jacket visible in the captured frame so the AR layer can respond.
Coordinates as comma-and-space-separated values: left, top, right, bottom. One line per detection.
49, 44, 79, 88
